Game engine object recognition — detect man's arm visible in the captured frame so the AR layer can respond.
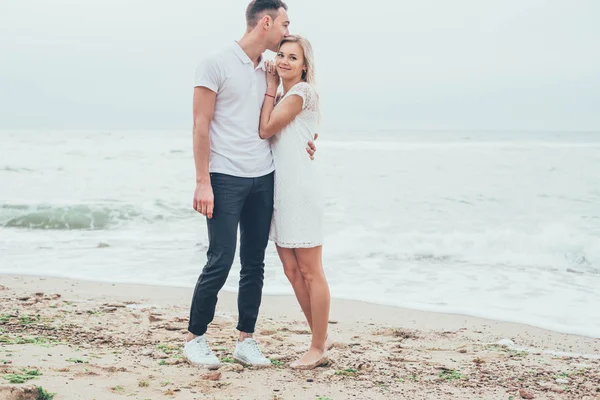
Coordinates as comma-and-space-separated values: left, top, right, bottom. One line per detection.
192, 86, 217, 218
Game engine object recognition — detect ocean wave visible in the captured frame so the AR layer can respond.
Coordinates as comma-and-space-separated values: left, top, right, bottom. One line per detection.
1, 166, 34, 173
0, 202, 192, 230
319, 141, 600, 150
326, 224, 600, 272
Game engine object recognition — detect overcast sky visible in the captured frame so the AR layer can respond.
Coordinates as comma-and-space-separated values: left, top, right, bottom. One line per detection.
1, 0, 599, 132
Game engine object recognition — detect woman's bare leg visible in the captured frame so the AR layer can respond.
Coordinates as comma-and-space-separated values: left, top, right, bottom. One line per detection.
294, 245, 330, 365
276, 246, 313, 330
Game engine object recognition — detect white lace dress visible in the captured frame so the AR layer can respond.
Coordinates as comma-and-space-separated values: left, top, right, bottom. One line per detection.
269, 82, 324, 248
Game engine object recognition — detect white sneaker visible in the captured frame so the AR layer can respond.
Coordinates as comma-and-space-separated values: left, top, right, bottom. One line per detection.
233, 338, 271, 367
183, 336, 220, 367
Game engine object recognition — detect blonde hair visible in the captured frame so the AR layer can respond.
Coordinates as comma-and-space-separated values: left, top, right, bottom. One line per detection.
278, 35, 321, 119
278, 35, 317, 86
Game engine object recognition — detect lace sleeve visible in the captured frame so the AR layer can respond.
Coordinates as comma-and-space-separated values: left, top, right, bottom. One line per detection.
287, 82, 318, 112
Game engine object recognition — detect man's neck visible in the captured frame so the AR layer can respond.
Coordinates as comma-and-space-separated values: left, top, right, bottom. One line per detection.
237, 33, 267, 68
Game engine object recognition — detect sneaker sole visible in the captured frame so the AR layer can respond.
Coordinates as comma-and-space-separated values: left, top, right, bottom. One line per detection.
232, 355, 270, 368
183, 354, 220, 370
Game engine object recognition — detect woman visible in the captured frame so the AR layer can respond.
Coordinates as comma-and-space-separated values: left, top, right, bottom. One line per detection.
259, 35, 331, 370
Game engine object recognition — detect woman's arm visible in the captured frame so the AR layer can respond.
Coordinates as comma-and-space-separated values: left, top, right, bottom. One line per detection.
259, 61, 304, 139
259, 94, 303, 140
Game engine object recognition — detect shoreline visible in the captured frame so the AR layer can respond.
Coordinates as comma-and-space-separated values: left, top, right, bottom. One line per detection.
4, 272, 599, 341
0, 274, 599, 399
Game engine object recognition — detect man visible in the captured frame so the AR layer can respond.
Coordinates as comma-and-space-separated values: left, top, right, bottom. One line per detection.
184, 0, 317, 367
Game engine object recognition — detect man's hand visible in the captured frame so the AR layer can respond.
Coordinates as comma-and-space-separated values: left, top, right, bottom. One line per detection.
306, 133, 318, 160
193, 181, 214, 219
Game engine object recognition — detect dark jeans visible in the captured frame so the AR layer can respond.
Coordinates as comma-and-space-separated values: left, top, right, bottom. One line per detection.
188, 172, 274, 336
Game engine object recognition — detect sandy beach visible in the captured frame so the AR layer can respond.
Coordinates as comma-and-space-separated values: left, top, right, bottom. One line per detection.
0, 274, 598, 400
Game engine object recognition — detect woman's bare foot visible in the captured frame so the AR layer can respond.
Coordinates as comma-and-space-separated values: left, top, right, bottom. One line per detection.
290, 347, 329, 370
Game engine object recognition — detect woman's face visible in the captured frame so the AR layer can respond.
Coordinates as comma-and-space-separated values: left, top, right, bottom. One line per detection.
275, 42, 306, 82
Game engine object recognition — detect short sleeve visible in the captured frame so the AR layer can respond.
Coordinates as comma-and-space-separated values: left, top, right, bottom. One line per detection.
287, 82, 317, 112
194, 57, 222, 93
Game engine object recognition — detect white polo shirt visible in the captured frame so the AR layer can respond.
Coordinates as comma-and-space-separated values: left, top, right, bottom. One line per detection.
194, 41, 274, 178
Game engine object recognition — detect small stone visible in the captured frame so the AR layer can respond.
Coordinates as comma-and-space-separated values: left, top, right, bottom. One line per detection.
373, 328, 419, 339
104, 366, 127, 373
220, 364, 243, 372
519, 389, 535, 399
555, 378, 569, 385
104, 303, 126, 308
306, 379, 314, 383
97, 243, 110, 248
358, 363, 373, 372
290, 328, 311, 335
550, 385, 565, 393
165, 359, 185, 366
17, 296, 30, 301
164, 325, 183, 331
200, 372, 221, 381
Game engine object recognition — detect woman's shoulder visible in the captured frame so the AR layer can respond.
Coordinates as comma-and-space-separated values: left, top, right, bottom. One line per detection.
291, 81, 316, 95
288, 82, 318, 110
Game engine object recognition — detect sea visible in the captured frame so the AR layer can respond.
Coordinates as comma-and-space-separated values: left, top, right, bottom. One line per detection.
1, 129, 599, 338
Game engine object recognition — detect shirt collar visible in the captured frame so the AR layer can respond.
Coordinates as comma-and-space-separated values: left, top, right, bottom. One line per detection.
256, 55, 266, 71
232, 41, 266, 71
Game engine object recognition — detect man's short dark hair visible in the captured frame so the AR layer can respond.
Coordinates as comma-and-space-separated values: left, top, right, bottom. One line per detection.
246, 0, 288, 28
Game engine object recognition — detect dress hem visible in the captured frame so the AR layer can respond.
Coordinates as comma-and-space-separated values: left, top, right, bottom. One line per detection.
269, 238, 323, 249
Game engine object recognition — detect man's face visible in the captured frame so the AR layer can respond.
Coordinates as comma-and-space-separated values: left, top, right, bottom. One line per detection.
267, 8, 290, 52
